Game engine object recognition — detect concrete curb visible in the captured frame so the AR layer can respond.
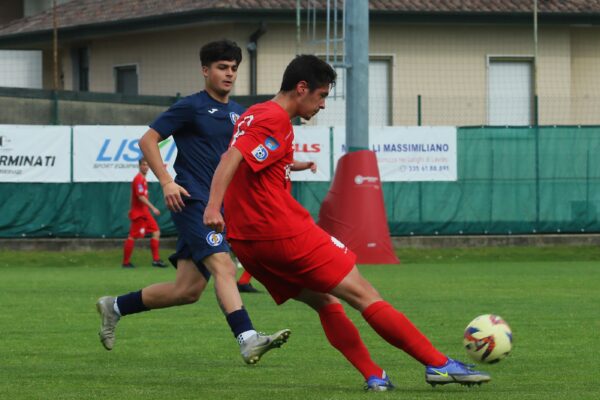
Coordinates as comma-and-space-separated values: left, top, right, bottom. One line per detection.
392, 234, 600, 248
1, 234, 600, 251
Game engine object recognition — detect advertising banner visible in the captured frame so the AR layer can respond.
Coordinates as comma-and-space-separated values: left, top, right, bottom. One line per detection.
333, 126, 457, 181
290, 126, 331, 182
73, 126, 177, 182
0, 125, 71, 182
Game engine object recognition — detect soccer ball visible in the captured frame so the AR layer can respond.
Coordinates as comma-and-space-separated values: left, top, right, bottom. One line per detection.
463, 314, 512, 364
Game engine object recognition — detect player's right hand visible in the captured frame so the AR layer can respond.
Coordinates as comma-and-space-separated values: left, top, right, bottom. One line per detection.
203, 206, 225, 233
162, 181, 190, 212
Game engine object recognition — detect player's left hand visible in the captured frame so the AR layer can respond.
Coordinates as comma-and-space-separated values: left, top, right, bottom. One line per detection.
151, 207, 161, 216
309, 162, 317, 174
203, 206, 225, 233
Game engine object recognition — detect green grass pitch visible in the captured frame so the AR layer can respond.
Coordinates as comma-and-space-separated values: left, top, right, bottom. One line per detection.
0, 246, 599, 399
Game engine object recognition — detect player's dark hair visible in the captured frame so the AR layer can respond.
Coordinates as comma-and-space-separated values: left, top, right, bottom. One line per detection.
279, 55, 336, 92
138, 157, 146, 165
199, 40, 242, 67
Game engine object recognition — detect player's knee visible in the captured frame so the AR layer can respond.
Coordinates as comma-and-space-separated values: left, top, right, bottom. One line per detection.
177, 286, 203, 304
202, 253, 237, 280
205, 258, 237, 280
333, 276, 382, 311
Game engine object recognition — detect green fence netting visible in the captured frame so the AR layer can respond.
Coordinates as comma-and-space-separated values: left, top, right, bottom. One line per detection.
1, 126, 600, 238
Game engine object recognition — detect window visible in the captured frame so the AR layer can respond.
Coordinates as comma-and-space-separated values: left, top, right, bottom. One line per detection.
115, 65, 138, 95
0, 50, 42, 89
71, 47, 89, 91
488, 58, 533, 125
315, 59, 391, 126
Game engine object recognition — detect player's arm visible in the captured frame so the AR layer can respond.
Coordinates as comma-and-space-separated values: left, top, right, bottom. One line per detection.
291, 159, 317, 173
203, 147, 244, 233
136, 195, 160, 216
139, 128, 189, 212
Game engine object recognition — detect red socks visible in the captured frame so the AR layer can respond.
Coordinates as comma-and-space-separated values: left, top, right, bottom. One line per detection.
237, 270, 252, 285
150, 238, 160, 261
122, 238, 135, 264
362, 301, 447, 367
319, 303, 383, 380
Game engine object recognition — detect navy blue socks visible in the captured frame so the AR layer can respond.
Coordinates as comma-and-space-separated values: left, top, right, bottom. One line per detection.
116, 290, 149, 316
226, 308, 255, 338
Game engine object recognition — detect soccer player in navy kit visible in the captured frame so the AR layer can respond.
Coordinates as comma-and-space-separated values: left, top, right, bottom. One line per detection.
96, 40, 289, 364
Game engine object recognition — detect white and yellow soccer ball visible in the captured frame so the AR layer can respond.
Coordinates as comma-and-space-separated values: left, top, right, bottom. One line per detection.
463, 314, 512, 364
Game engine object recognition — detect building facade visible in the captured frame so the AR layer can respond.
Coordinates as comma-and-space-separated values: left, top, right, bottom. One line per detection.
0, 0, 599, 126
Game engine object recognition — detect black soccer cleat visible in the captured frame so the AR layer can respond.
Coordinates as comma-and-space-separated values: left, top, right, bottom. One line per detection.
237, 283, 259, 293
152, 259, 167, 268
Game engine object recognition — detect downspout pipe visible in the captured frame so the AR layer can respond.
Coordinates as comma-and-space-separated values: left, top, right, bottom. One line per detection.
247, 23, 267, 96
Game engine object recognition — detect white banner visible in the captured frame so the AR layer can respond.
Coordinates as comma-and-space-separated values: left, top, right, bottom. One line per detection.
73, 126, 177, 182
0, 125, 71, 182
333, 126, 457, 181
290, 126, 331, 182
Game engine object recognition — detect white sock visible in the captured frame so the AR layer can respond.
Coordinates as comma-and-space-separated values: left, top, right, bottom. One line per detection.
113, 299, 122, 316
237, 329, 257, 344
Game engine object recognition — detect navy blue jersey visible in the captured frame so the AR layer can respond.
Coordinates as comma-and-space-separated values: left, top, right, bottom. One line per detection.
150, 91, 245, 202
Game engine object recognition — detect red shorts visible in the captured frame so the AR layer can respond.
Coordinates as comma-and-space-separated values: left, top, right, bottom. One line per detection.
229, 224, 356, 304
128, 214, 159, 238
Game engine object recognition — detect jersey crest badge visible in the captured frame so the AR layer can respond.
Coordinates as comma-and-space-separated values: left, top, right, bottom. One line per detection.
264, 136, 280, 151
206, 231, 223, 247
229, 112, 240, 125
252, 144, 269, 162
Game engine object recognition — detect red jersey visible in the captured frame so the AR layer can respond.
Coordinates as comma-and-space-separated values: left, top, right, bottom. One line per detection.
224, 101, 313, 240
129, 172, 149, 220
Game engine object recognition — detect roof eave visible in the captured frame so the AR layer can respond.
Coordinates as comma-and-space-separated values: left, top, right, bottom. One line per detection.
2, 9, 600, 47
370, 10, 600, 25
0, 8, 296, 47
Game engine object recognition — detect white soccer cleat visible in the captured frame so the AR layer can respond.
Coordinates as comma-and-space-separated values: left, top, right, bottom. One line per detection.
240, 329, 291, 364
96, 296, 120, 351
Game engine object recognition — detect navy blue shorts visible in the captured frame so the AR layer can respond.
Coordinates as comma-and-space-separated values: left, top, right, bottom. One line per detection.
168, 200, 230, 281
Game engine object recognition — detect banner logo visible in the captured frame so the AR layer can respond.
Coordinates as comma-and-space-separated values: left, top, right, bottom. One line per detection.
354, 175, 379, 185
95, 138, 176, 163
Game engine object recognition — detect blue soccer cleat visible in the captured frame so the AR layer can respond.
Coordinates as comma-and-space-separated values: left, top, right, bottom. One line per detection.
425, 358, 491, 387
364, 370, 395, 391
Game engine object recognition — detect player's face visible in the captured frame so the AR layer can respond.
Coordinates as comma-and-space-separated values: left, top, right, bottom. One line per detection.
297, 82, 330, 120
203, 60, 238, 97
139, 160, 150, 175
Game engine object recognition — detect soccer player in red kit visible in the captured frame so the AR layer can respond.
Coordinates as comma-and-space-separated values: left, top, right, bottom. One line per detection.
122, 157, 166, 268
236, 159, 317, 293
204, 55, 490, 391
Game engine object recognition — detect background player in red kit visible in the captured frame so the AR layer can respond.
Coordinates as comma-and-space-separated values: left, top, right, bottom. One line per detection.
122, 157, 166, 268
204, 55, 491, 391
